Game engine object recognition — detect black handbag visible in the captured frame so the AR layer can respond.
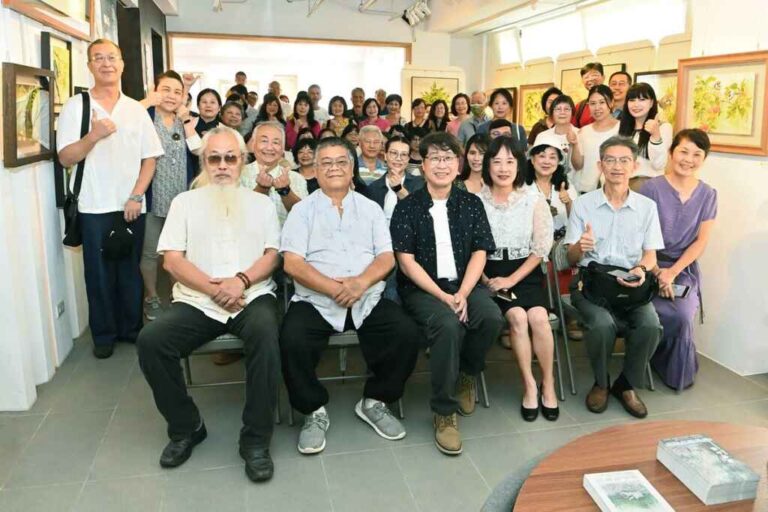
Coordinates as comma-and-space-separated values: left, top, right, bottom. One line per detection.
62, 92, 91, 247
580, 261, 658, 313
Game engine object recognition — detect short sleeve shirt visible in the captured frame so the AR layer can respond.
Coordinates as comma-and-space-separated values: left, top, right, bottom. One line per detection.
240, 161, 309, 226
56, 92, 164, 213
564, 188, 664, 269
157, 185, 281, 323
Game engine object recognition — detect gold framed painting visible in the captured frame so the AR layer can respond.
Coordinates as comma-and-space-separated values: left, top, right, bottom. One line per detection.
2, 62, 55, 168
518, 82, 555, 132
634, 69, 677, 126
2, 0, 93, 41
41, 31, 72, 112
560, 63, 626, 105
677, 51, 768, 156
411, 77, 459, 106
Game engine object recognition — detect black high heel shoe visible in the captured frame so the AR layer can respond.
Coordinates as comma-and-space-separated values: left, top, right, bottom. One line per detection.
520, 394, 538, 422
539, 388, 559, 421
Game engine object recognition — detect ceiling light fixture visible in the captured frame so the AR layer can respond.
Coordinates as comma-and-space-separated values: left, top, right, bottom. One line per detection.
401, 0, 430, 27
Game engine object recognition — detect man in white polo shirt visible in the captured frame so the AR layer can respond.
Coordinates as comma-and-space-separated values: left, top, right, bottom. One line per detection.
137, 126, 281, 482
57, 39, 163, 359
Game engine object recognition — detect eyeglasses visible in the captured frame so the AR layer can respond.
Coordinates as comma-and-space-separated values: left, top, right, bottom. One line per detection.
553, 106, 572, 113
90, 55, 122, 64
426, 155, 457, 166
387, 150, 409, 160
601, 156, 634, 166
206, 153, 240, 166
319, 158, 350, 170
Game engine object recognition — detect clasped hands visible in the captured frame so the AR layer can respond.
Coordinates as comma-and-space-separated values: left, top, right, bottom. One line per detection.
440, 290, 468, 323
332, 276, 367, 308
209, 276, 246, 313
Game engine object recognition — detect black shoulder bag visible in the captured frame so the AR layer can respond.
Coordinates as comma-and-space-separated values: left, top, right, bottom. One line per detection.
580, 261, 658, 314
62, 92, 91, 247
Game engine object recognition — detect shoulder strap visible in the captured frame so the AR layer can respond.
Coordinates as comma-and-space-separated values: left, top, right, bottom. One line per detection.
70, 92, 90, 199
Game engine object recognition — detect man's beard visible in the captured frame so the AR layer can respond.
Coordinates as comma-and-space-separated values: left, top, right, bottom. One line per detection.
209, 182, 243, 228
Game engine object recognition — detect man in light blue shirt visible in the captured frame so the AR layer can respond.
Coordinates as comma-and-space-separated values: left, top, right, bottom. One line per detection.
280, 137, 419, 455
457, 91, 488, 146
564, 136, 663, 419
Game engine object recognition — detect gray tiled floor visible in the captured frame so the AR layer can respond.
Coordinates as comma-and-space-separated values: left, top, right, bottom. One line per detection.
1, 333, 767, 512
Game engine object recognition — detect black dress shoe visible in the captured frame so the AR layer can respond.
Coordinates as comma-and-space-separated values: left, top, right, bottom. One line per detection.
520, 402, 539, 422
93, 344, 114, 359
159, 423, 207, 468
239, 446, 274, 482
539, 391, 560, 422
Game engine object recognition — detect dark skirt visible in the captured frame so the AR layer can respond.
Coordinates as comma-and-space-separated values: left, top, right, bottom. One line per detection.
485, 257, 548, 314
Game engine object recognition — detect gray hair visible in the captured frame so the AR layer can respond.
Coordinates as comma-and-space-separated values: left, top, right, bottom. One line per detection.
359, 125, 383, 139
599, 136, 640, 161
314, 138, 355, 166
190, 126, 247, 189
253, 120, 286, 146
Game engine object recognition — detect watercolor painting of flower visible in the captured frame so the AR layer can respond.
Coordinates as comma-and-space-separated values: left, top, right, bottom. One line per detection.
691, 71, 755, 135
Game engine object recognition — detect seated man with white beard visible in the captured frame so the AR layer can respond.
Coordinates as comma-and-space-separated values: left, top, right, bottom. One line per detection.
137, 126, 281, 482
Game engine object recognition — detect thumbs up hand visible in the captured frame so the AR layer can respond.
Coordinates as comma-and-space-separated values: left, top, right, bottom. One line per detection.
89, 109, 116, 141
558, 182, 571, 205
566, 125, 578, 145
644, 117, 661, 140
578, 222, 595, 254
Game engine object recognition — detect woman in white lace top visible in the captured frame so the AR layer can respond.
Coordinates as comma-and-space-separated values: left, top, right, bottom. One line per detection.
478, 136, 558, 422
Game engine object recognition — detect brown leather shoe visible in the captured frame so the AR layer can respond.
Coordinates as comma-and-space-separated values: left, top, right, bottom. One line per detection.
456, 373, 476, 416
211, 352, 243, 366
585, 384, 609, 413
612, 388, 648, 418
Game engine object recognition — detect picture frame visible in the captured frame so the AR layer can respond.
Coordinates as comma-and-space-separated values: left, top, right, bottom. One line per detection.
518, 82, 555, 132
634, 69, 678, 127
2, 62, 55, 168
560, 63, 626, 105
41, 31, 73, 113
676, 51, 768, 156
2, 0, 94, 41
411, 76, 459, 106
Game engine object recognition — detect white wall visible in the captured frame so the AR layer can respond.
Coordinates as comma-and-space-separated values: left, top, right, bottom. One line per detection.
689, 0, 768, 376
0, 6, 91, 410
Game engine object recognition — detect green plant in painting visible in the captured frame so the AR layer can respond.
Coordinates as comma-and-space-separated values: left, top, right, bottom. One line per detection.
691, 74, 753, 133
421, 82, 452, 105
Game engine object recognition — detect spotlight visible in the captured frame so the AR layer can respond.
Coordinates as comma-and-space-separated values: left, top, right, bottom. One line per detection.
401, 0, 430, 27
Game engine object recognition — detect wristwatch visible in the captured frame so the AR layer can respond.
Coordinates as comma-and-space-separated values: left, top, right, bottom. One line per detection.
276, 185, 291, 196
391, 183, 403, 193
128, 194, 144, 203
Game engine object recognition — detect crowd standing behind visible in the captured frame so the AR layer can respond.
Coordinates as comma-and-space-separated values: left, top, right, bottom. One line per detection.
56, 45, 718, 482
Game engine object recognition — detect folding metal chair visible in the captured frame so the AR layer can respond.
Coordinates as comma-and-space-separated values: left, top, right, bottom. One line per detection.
541, 259, 576, 400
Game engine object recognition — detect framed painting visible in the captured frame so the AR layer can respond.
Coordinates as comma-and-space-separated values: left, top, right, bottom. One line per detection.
98, 0, 118, 42
560, 63, 625, 105
518, 82, 555, 132
41, 31, 72, 112
2, 0, 94, 41
2, 63, 55, 167
411, 76, 459, 105
677, 51, 768, 155
634, 69, 677, 126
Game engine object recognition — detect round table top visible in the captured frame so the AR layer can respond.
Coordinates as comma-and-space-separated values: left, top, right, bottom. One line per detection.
514, 420, 767, 511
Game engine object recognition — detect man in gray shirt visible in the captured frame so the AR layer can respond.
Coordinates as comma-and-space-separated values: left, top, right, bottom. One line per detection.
280, 137, 420, 455
457, 90, 488, 146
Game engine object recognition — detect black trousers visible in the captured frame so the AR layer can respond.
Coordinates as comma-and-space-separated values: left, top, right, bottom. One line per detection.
136, 296, 280, 447
280, 299, 420, 415
402, 286, 504, 415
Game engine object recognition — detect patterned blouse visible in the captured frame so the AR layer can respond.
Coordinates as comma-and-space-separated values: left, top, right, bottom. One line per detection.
390, 185, 496, 294
151, 116, 188, 217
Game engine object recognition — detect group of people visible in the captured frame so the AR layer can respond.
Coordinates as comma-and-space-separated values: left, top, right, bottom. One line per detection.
57, 39, 717, 484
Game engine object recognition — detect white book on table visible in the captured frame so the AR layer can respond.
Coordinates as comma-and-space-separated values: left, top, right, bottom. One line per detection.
657, 434, 759, 505
583, 470, 674, 512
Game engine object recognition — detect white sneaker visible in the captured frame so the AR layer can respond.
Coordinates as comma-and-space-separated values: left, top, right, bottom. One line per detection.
355, 399, 406, 441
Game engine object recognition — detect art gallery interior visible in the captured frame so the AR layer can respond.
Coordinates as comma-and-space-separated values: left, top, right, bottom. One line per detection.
1, 0, 767, 510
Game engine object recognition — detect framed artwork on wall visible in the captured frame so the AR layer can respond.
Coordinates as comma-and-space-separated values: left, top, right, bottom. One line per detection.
677, 51, 768, 155
2, 63, 55, 168
634, 69, 677, 126
518, 82, 555, 132
411, 77, 459, 105
560, 63, 626, 105
2, 0, 94, 41
98, 0, 119, 42
41, 31, 72, 113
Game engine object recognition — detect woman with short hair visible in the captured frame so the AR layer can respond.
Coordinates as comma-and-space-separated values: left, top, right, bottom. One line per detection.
477, 88, 526, 153
255, 92, 286, 125
383, 94, 406, 127
292, 138, 319, 194
527, 86, 563, 145
358, 97, 391, 132
325, 96, 351, 136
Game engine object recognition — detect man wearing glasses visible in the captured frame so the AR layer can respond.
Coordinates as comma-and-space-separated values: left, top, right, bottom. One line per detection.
564, 136, 663, 419
137, 126, 282, 482
390, 132, 504, 456
57, 39, 163, 359
279, 137, 420, 456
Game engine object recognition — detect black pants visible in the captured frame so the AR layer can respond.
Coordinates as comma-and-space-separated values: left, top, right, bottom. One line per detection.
402, 286, 504, 415
280, 299, 420, 415
81, 212, 145, 346
137, 296, 280, 447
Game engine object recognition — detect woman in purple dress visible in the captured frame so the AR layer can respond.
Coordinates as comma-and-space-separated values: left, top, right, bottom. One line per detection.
639, 129, 717, 391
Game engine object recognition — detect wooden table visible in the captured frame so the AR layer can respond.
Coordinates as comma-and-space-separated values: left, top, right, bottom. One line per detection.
515, 421, 767, 511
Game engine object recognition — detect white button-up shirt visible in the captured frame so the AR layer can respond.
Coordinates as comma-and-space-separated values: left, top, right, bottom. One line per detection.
564, 188, 664, 269
57, 92, 164, 213
240, 161, 308, 226
157, 185, 281, 323
281, 190, 391, 332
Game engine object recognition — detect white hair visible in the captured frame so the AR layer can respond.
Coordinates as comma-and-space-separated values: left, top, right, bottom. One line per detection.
190, 126, 246, 189
253, 120, 286, 146
359, 125, 383, 138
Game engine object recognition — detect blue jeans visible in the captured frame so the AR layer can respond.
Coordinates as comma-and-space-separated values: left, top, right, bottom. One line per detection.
80, 212, 145, 346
